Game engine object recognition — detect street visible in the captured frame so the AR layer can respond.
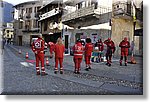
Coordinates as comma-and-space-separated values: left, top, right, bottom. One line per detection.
1, 44, 143, 95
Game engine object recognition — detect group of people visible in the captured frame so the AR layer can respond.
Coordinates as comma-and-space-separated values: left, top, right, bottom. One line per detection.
31, 34, 130, 76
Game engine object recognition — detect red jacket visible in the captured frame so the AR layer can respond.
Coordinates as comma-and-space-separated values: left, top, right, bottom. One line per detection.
72, 42, 84, 58
48, 42, 55, 54
97, 41, 104, 51
84, 43, 93, 56
104, 40, 115, 53
119, 40, 130, 52
32, 37, 45, 53
54, 44, 65, 58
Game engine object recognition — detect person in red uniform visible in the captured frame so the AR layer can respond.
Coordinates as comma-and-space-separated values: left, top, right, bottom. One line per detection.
72, 39, 84, 74
48, 41, 55, 58
54, 38, 65, 74
84, 38, 93, 71
31, 34, 47, 76
119, 37, 130, 66
104, 38, 115, 66
97, 39, 104, 61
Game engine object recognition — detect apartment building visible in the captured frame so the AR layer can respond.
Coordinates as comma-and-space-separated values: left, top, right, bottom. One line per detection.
38, 0, 63, 44
13, 0, 42, 46
62, 0, 112, 54
111, 0, 143, 56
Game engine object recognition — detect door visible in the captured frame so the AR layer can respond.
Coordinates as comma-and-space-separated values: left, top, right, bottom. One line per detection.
18, 36, 22, 46
65, 35, 69, 54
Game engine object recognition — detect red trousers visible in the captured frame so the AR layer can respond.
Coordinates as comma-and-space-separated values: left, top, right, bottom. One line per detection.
85, 55, 91, 65
35, 53, 45, 73
55, 57, 63, 71
121, 51, 128, 56
73, 57, 82, 71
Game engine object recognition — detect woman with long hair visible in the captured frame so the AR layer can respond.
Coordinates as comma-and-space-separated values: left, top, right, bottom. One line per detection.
54, 38, 65, 74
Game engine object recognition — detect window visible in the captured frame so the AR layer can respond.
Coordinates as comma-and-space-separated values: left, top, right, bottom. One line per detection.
29, 8, 32, 13
44, 20, 48, 31
34, 7, 37, 13
25, 20, 31, 29
26, 8, 28, 13
33, 20, 38, 28
37, 6, 41, 12
19, 21, 23, 29
7, 30, 9, 33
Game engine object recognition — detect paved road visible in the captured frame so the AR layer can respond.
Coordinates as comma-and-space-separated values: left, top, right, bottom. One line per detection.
1, 45, 143, 95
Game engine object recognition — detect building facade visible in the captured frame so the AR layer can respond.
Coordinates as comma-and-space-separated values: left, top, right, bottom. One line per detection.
13, 1, 42, 46
111, 0, 143, 56
62, 0, 112, 54
3, 23, 14, 44
38, 0, 63, 44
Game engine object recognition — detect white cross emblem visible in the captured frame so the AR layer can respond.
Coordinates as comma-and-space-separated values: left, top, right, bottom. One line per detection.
35, 41, 41, 48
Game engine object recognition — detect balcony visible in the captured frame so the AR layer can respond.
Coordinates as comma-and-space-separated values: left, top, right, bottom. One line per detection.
26, 13, 31, 19
112, 1, 132, 20
39, 7, 62, 21
22, 27, 40, 33
62, 5, 112, 26
19, 14, 23, 19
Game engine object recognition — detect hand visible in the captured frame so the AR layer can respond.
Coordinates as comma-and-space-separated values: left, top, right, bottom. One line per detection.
35, 51, 37, 54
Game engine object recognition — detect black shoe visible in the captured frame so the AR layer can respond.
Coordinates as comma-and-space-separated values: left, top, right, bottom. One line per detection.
41, 72, 48, 76
85, 68, 89, 71
108, 63, 111, 67
54, 71, 58, 74
36, 72, 40, 75
77, 71, 80, 74
106, 63, 109, 65
120, 63, 122, 66
60, 71, 63, 74
88, 66, 91, 69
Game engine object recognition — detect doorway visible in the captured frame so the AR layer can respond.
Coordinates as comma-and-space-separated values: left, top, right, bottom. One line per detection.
18, 36, 22, 46
65, 35, 69, 54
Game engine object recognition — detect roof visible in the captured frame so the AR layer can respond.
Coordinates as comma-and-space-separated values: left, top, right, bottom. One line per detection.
14, 1, 40, 8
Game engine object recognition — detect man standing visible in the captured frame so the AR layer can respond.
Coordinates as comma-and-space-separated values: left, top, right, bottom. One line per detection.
84, 38, 93, 71
72, 39, 84, 74
119, 37, 130, 66
104, 38, 115, 66
32, 34, 47, 76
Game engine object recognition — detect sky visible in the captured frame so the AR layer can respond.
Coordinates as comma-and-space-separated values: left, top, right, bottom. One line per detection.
3, 0, 37, 5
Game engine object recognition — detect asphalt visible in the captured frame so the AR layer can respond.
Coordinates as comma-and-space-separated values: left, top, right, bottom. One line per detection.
1, 44, 143, 95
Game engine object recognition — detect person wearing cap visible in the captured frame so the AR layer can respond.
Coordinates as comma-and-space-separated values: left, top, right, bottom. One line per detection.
72, 39, 84, 74
104, 38, 115, 66
119, 37, 130, 66
84, 38, 93, 71
31, 34, 47, 76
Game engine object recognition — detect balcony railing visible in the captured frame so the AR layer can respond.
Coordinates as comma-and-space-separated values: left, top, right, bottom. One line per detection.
26, 13, 31, 19
62, 5, 112, 22
113, 1, 131, 17
39, 7, 61, 21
